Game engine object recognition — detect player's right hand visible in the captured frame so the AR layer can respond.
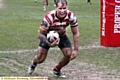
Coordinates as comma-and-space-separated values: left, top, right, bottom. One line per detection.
39, 25, 48, 34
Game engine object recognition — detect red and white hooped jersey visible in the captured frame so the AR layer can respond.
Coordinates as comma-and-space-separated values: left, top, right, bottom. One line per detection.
42, 10, 78, 36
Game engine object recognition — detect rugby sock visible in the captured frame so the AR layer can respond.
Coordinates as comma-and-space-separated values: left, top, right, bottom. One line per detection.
54, 65, 60, 71
46, 0, 48, 6
32, 61, 37, 67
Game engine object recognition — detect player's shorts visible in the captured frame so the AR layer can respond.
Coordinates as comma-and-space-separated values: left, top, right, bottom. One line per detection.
39, 35, 72, 50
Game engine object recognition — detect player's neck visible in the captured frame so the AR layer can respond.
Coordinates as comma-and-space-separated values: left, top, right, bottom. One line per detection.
55, 11, 67, 21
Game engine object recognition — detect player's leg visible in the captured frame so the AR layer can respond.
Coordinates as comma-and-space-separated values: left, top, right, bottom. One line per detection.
28, 40, 50, 75
46, 0, 49, 6
33, 47, 48, 66
54, 0, 56, 6
54, 0, 56, 4
54, 48, 72, 70
28, 46, 49, 74
53, 35, 72, 77
34, 0, 37, 3
87, 0, 92, 5
88, 0, 90, 2
42, 0, 47, 10
55, 48, 72, 70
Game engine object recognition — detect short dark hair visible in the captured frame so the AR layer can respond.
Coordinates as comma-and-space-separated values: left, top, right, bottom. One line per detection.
56, 0, 67, 7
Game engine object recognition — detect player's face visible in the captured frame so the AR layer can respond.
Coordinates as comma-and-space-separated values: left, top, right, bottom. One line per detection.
56, 2, 68, 18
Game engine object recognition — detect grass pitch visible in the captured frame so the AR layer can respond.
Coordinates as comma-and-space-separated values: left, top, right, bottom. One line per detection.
0, 0, 120, 80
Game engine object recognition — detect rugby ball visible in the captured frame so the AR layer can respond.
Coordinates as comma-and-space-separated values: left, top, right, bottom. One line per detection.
47, 31, 59, 43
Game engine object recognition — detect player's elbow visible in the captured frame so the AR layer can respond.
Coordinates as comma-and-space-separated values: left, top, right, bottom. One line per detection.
38, 32, 42, 39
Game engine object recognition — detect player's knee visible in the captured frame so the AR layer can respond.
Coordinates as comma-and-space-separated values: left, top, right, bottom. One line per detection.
37, 56, 46, 63
62, 48, 72, 58
36, 54, 46, 63
64, 53, 71, 58
67, 51, 72, 56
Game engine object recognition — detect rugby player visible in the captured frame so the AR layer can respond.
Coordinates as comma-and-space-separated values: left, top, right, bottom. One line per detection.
28, 0, 80, 78
34, 0, 49, 10
87, 0, 92, 5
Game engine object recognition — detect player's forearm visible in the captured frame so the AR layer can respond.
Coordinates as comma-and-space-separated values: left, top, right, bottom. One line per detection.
38, 32, 50, 45
73, 32, 80, 51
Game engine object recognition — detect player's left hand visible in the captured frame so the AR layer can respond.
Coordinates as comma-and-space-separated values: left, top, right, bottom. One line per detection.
49, 38, 60, 47
70, 50, 78, 60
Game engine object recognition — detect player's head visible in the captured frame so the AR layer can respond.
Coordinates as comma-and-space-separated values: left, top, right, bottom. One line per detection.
55, 0, 68, 18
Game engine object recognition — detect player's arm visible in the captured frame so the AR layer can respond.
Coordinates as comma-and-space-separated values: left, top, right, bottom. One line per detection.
71, 26, 80, 51
38, 24, 50, 45
70, 26, 80, 60
38, 31, 60, 47
38, 24, 60, 47
70, 13, 79, 51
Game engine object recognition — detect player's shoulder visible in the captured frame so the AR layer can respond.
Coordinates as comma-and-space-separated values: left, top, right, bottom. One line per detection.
67, 10, 74, 14
67, 10, 76, 18
44, 10, 56, 18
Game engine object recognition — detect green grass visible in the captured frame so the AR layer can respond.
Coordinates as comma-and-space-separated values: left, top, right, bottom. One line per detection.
0, 0, 120, 79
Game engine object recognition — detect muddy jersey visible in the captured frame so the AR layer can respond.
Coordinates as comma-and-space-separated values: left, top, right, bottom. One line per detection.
42, 10, 78, 36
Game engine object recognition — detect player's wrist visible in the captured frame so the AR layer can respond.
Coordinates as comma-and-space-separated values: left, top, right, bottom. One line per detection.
45, 40, 51, 46
74, 49, 78, 52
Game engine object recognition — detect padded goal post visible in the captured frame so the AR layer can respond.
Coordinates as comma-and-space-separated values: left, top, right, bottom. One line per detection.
100, 0, 120, 46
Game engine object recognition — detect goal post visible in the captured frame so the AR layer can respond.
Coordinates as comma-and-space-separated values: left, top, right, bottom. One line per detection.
100, 0, 120, 46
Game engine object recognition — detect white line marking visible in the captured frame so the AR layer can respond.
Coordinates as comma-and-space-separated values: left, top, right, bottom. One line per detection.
0, 45, 104, 54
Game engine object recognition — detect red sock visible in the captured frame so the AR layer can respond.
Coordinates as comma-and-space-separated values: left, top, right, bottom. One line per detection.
54, 65, 60, 71
32, 61, 37, 66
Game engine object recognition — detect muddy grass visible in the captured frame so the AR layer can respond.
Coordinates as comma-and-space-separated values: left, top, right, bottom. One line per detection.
0, 51, 120, 80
